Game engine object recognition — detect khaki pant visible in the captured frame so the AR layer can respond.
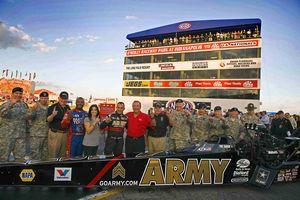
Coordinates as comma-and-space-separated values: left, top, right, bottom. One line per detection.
48, 129, 67, 159
148, 136, 166, 154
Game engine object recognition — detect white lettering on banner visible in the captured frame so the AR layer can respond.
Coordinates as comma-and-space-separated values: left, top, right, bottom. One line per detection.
99, 180, 139, 186
124, 58, 261, 72
125, 39, 260, 57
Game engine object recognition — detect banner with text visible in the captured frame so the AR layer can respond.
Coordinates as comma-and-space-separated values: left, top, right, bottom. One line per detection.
125, 39, 261, 57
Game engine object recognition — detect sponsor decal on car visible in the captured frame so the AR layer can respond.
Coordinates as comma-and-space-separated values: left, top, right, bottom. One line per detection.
139, 158, 231, 186
112, 162, 125, 179
236, 159, 250, 168
277, 165, 299, 182
231, 177, 249, 183
54, 167, 72, 181
255, 168, 270, 185
232, 159, 251, 180
19, 169, 35, 182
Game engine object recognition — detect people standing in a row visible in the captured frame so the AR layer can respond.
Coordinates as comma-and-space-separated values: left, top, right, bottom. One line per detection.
241, 103, 260, 139
190, 103, 210, 144
209, 106, 226, 136
147, 103, 170, 154
61, 97, 87, 158
100, 102, 128, 156
29, 92, 49, 160
169, 99, 192, 151
224, 107, 245, 141
83, 104, 101, 156
125, 101, 151, 156
47, 91, 70, 159
0, 87, 29, 162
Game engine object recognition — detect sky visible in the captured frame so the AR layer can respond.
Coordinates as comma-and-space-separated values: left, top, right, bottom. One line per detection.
0, 0, 300, 113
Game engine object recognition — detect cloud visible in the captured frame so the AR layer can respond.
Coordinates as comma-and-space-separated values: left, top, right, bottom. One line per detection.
0, 21, 55, 52
54, 37, 64, 43
103, 58, 115, 63
54, 34, 101, 45
125, 15, 138, 20
35, 81, 64, 92
32, 42, 57, 52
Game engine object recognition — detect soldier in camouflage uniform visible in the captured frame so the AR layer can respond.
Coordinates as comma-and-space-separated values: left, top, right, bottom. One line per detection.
0, 87, 29, 162
240, 103, 260, 139
209, 106, 226, 136
169, 99, 192, 151
224, 107, 245, 141
28, 92, 49, 160
190, 103, 210, 143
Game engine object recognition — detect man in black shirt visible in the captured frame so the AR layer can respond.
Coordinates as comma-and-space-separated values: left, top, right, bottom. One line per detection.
147, 103, 170, 154
270, 110, 294, 140
47, 91, 70, 159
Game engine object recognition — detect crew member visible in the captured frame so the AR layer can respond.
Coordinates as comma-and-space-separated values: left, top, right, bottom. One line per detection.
61, 97, 87, 158
224, 107, 245, 141
190, 103, 210, 143
29, 91, 50, 160
0, 87, 29, 162
169, 99, 192, 151
47, 91, 70, 159
147, 103, 170, 154
100, 102, 128, 156
241, 103, 260, 139
125, 101, 151, 156
209, 106, 226, 136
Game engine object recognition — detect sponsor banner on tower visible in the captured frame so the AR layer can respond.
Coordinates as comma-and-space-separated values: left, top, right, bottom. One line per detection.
124, 58, 261, 72
125, 39, 261, 57
124, 80, 259, 89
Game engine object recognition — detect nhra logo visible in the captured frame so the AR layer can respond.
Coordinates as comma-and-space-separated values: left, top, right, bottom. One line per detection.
178, 22, 192, 30
243, 81, 254, 88
211, 43, 220, 49
213, 81, 222, 87
19, 169, 35, 182
184, 81, 193, 87
167, 99, 194, 110
54, 167, 72, 181
112, 162, 126, 179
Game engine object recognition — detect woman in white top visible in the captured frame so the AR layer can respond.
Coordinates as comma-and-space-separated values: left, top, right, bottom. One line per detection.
83, 104, 101, 156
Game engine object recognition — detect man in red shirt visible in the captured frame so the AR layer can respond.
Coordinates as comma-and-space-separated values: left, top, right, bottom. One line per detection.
126, 100, 151, 156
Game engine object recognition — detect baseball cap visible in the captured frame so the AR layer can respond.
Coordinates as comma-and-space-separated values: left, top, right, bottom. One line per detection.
175, 99, 184, 103
59, 91, 69, 99
198, 103, 207, 109
230, 107, 239, 112
214, 106, 222, 111
12, 87, 23, 93
39, 91, 49, 97
154, 103, 162, 108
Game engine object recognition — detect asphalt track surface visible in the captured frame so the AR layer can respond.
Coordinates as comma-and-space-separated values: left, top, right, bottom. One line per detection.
1, 181, 300, 200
